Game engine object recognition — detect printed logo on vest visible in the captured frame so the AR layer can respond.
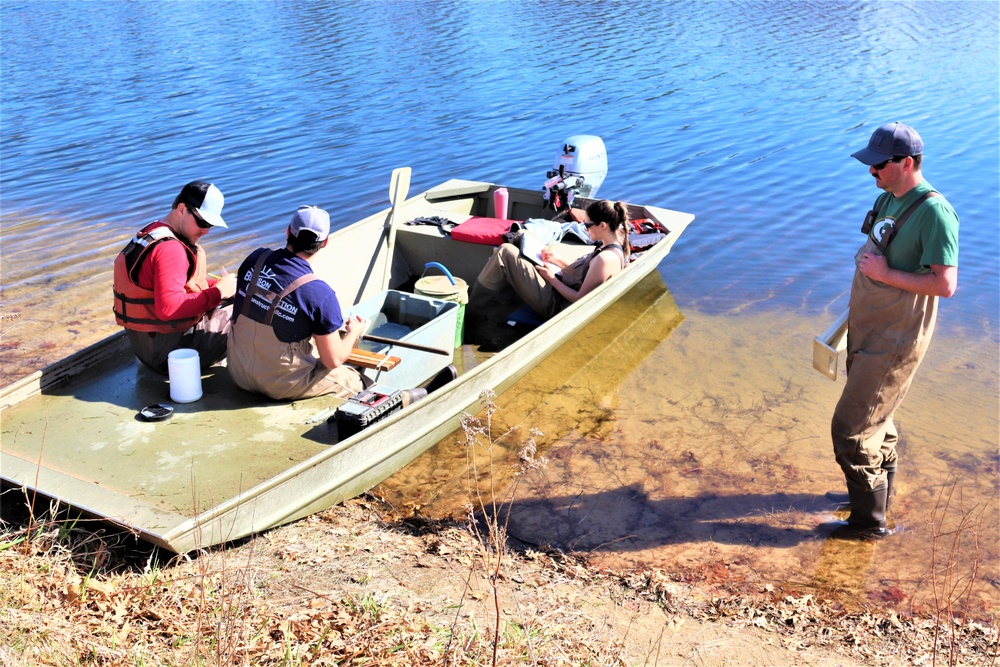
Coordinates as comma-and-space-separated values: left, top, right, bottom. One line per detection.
873, 218, 895, 245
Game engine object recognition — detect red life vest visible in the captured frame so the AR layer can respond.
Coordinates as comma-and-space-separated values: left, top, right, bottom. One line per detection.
112, 223, 210, 333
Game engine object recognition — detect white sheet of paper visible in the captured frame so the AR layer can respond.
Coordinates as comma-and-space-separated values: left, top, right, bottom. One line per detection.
519, 230, 549, 266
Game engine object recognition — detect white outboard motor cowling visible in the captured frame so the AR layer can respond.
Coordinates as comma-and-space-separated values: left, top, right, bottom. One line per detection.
542, 134, 608, 211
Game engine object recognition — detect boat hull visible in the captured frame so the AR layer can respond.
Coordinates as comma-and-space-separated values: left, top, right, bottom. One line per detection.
1, 179, 693, 552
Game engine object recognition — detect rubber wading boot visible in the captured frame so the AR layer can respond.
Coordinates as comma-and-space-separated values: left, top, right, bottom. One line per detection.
400, 388, 427, 407
884, 462, 896, 512
825, 462, 896, 512
424, 364, 457, 393
818, 483, 891, 540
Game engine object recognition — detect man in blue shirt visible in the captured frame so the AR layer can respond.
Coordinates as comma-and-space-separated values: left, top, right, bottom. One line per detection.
227, 205, 371, 400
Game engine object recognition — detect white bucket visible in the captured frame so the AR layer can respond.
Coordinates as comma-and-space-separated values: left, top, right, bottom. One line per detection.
167, 348, 203, 403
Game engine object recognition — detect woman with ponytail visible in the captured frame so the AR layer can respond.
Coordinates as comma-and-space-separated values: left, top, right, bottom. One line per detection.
468, 199, 631, 328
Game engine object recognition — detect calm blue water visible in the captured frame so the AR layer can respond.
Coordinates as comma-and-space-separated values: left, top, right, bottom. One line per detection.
2, 0, 998, 621
2, 1, 997, 337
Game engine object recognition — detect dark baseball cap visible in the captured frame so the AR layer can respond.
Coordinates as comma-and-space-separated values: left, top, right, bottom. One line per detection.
851, 122, 924, 166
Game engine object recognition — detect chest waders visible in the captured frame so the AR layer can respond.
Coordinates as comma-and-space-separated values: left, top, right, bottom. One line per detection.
227, 251, 364, 401
825, 191, 940, 540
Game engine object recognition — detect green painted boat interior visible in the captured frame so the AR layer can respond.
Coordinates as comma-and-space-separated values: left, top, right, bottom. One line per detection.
1, 179, 694, 552
3, 340, 344, 519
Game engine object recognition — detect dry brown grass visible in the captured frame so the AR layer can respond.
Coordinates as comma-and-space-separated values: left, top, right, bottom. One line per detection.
1, 489, 998, 666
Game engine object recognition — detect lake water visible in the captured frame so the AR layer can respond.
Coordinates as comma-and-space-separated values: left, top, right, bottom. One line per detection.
2, 1, 997, 621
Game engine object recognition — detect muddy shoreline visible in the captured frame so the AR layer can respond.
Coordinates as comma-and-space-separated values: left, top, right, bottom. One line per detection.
2, 495, 996, 666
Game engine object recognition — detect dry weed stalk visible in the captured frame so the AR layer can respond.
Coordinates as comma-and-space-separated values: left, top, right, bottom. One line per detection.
1, 481, 266, 666
928, 479, 998, 667
180, 542, 260, 666
181, 470, 264, 666
453, 388, 547, 666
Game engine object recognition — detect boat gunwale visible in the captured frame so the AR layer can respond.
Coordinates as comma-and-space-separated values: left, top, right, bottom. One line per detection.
162, 211, 690, 540
1, 178, 693, 552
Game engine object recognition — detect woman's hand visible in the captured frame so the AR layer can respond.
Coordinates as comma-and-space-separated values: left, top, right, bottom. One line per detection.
535, 263, 558, 283
539, 244, 568, 269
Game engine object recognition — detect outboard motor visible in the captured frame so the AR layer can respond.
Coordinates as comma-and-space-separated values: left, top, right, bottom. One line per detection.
542, 135, 608, 211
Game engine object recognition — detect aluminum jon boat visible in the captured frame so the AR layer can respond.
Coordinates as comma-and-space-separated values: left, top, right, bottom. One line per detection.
1, 168, 693, 553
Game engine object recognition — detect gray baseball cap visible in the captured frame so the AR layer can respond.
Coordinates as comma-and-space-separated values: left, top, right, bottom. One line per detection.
290, 205, 330, 241
851, 122, 924, 166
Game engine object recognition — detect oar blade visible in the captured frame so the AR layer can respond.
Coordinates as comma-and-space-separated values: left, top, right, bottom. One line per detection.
382, 167, 412, 290
389, 167, 411, 205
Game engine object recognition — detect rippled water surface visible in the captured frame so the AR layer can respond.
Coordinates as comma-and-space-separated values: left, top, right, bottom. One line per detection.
2, 1, 997, 620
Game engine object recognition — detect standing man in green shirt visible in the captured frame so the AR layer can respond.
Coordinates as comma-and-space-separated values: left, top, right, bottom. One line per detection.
826, 122, 959, 539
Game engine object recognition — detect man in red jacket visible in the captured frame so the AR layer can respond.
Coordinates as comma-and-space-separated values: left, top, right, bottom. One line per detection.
113, 180, 237, 373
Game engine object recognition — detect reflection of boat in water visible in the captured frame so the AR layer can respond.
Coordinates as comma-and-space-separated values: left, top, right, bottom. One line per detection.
376, 270, 686, 513
497, 270, 685, 437
1, 158, 692, 554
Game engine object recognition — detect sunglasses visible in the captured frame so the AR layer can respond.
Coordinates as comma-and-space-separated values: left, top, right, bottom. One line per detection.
873, 156, 908, 170
189, 206, 212, 229
583, 220, 603, 228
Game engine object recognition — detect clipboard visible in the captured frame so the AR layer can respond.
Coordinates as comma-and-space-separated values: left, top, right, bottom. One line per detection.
519, 230, 549, 266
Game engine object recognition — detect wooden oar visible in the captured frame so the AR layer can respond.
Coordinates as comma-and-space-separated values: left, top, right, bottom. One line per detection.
381, 167, 411, 290
361, 334, 450, 356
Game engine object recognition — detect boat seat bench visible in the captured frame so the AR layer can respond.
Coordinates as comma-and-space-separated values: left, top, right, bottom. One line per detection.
348, 349, 401, 371
396, 203, 594, 288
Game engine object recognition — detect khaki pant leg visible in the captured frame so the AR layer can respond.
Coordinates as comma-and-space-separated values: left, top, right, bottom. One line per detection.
475, 245, 513, 292
295, 364, 365, 400
229, 317, 363, 401
126, 329, 181, 374
190, 304, 233, 368
125, 304, 232, 374
831, 347, 921, 490
476, 244, 557, 316
227, 316, 268, 394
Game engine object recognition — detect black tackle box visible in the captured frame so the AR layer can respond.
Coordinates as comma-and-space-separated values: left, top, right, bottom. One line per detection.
328, 386, 404, 441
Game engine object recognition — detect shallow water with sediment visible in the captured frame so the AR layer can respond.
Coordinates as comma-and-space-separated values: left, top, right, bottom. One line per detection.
376, 272, 1000, 622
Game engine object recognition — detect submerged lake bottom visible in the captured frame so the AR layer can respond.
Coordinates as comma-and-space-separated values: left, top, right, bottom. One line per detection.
376, 272, 1000, 623
2, 270, 997, 622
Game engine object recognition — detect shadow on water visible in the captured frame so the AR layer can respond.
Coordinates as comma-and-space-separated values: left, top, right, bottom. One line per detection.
376, 270, 686, 510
